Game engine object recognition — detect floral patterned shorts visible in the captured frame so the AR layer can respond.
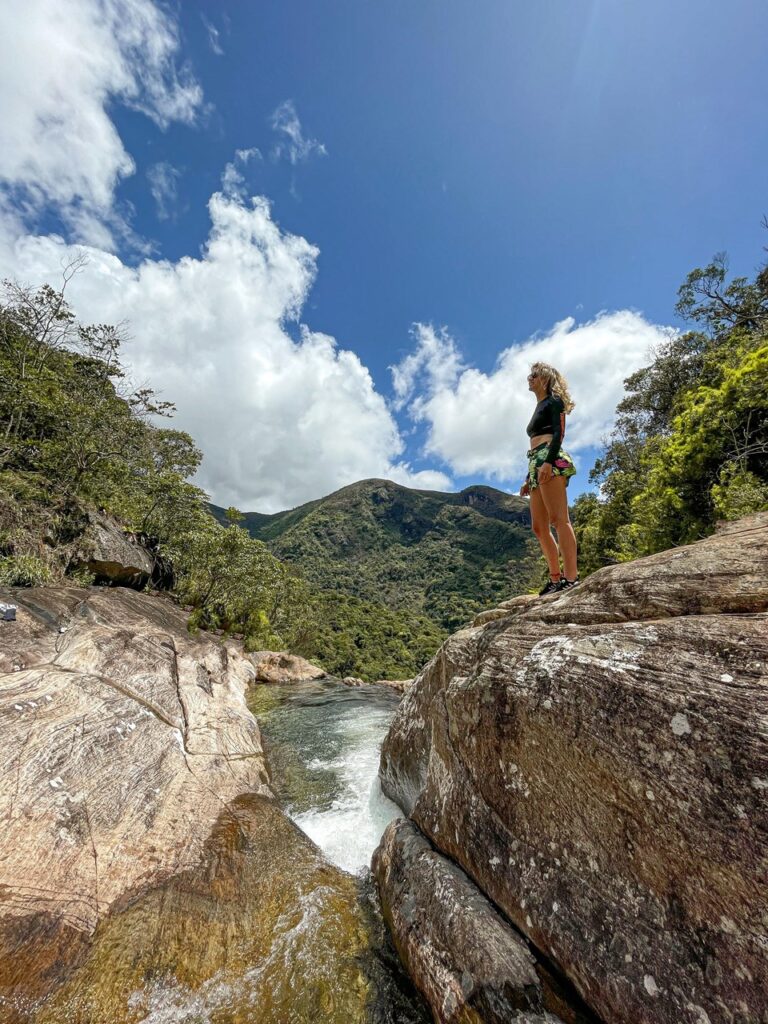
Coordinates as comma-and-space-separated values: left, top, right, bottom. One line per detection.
526, 443, 577, 490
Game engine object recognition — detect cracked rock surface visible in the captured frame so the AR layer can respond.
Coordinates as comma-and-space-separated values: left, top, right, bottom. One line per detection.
0, 586, 272, 1013
377, 512, 768, 1024
373, 818, 596, 1024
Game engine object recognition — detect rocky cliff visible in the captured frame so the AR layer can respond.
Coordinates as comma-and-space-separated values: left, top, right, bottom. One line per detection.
376, 512, 768, 1024
0, 587, 408, 1023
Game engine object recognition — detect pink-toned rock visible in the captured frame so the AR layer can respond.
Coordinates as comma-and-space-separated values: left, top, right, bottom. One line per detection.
0, 586, 271, 1010
341, 675, 366, 687
248, 650, 326, 683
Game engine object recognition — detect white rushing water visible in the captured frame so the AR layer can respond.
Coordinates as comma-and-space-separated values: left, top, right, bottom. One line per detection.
249, 679, 405, 874
128, 681, 428, 1024
290, 696, 403, 873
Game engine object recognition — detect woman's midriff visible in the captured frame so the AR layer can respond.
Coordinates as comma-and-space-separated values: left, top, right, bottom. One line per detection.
528, 434, 553, 449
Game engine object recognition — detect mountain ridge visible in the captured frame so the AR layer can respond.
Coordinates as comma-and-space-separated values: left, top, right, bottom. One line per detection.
211, 478, 530, 540
210, 477, 534, 633
209, 478, 537, 677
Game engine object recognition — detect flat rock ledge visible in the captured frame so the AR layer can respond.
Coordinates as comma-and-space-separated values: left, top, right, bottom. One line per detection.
474, 512, 768, 628
373, 818, 591, 1024
341, 676, 413, 694
379, 511, 768, 1024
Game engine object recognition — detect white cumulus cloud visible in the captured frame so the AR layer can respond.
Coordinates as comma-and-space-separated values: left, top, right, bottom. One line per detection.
0, 0, 202, 248
391, 324, 467, 412
221, 148, 263, 199
0, 192, 451, 510
392, 313, 675, 482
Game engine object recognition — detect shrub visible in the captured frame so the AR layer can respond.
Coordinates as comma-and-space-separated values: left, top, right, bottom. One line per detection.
711, 463, 768, 521
0, 554, 53, 587
67, 565, 96, 588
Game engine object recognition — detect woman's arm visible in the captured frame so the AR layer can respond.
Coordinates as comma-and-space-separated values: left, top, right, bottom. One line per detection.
544, 397, 565, 464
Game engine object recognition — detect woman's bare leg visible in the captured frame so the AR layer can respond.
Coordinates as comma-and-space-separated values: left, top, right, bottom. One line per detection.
530, 486, 561, 579
539, 476, 578, 580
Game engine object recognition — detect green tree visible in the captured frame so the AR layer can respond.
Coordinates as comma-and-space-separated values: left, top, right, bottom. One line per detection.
574, 239, 768, 568
0, 274, 325, 664
625, 341, 768, 554
163, 518, 315, 651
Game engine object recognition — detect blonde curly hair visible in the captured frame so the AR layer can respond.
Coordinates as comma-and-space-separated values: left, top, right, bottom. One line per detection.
530, 361, 575, 414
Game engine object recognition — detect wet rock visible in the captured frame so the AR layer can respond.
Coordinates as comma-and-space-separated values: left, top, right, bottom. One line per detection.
249, 649, 327, 683
380, 512, 768, 1024
338, 675, 411, 693
0, 586, 270, 1016
30, 795, 384, 1024
373, 818, 574, 1024
342, 675, 366, 687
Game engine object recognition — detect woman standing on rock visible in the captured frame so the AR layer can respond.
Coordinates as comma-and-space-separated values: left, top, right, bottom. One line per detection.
519, 362, 579, 595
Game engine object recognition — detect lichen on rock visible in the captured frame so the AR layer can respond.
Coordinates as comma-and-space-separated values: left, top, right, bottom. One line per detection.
376, 511, 768, 1024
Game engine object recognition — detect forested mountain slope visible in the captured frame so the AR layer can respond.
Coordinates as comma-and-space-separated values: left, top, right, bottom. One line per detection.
211, 479, 535, 634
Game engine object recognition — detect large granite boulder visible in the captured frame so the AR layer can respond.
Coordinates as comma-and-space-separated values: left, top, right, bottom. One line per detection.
249, 649, 327, 683
0, 586, 271, 1017
30, 794, 390, 1024
72, 512, 155, 586
378, 511, 768, 1024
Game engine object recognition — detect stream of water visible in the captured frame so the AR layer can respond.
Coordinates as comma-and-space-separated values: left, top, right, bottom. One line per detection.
33, 678, 426, 1024
241, 677, 430, 1024
247, 677, 404, 873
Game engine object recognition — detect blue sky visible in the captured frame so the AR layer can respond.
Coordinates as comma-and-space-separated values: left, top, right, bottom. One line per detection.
1, 0, 766, 510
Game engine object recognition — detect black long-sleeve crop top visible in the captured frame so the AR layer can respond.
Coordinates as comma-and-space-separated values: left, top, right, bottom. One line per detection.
526, 394, 566, 464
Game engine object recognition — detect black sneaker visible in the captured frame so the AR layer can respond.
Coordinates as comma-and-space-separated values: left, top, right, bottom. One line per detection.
538, 578, 562, 596
558, 576, 580, 591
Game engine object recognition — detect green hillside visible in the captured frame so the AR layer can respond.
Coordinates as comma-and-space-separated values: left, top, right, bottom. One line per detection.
211, 479, 536, 637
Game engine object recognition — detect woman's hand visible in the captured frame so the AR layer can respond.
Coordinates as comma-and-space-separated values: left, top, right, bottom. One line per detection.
519, 481, 530, 497
537, 462, 553, 486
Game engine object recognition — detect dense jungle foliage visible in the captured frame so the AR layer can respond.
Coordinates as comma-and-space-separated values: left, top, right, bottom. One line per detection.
571, 245, 768, 574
